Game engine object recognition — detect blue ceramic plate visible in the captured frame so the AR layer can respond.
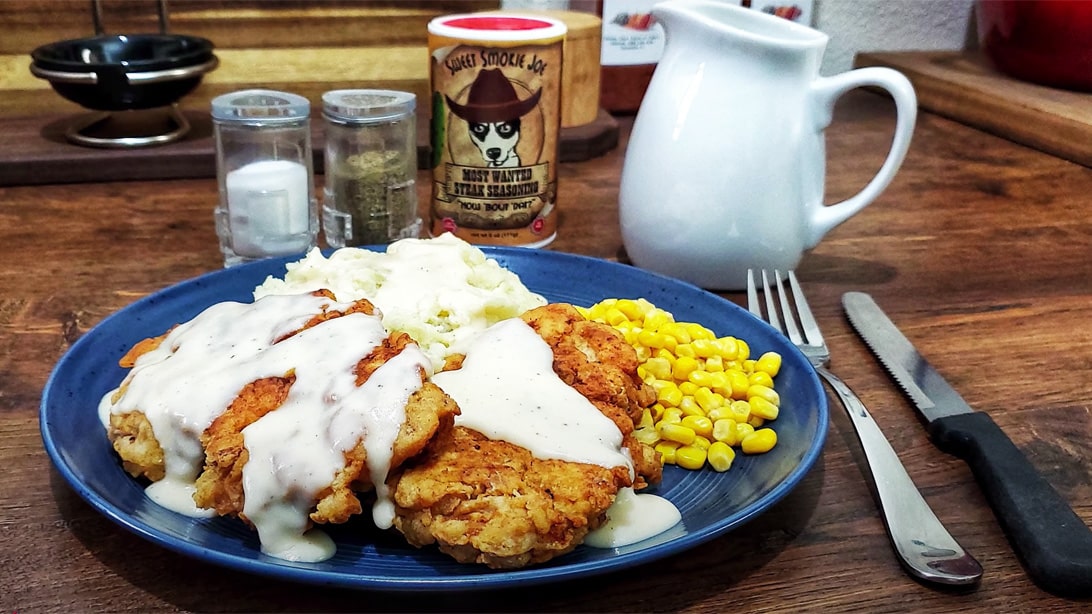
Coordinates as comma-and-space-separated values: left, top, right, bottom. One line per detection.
40, 247, 827, 591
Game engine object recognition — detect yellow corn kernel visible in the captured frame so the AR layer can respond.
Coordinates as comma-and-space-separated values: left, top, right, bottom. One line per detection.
672, 355, 701, 380
674, 343, 696, 358
736, 339, 750, 361
633, 426, 659, 445
747, 414, 765, 428
658, 422, 696, 445
712, 418, 738, 445
715, 337, 739, 360
661, 407, 683, 425
655, 381, 684, 407
727, 370, 751, 399
686, 322, 716, 340
660, 322, 692, 344
736, 421, 756, 442
655, 441, 681, 464
678, 381, 699, 396
704, 355, 725, 372
707, 441, 736, 472
742, 358, 757, 373
691, 338, 721, 358
675, 445, 707, 470
749, 396, 780, 420
741, 428, 778, 454
692, 435, 711, 450
748, 370, 774, 388
748, 384, 781, 406
653, 348, 676, 363
603, 307, 630, 326
706, 371, 731, 394
688, 369, 716, 388
727, 400, 752, 422
615, 299, 644, 320
637, 407, 655, 429
680, 415, 714, 438
644, 308, 674, 330
650, 402, 666, 422
706, 406, 732, 423
575, 305, 591, 318
677, 395, 701, 415
693, 387, 725, 412
638, 329, 676, 352
756, 351, 782, 377
679, 398, 705, 418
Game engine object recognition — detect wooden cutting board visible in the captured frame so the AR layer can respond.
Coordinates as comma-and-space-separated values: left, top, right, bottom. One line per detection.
0, 108, 618, 187
855, 51, 1092, 168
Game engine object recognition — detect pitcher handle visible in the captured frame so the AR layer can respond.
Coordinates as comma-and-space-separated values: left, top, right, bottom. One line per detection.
806, 67, 917, 247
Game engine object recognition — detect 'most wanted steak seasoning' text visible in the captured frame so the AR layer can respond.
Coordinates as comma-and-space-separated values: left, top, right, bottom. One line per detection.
428, 13, 566, 247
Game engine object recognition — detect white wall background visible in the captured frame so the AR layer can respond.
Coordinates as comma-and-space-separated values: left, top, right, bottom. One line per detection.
815, 0, 977, 74
502, 0, 980, 75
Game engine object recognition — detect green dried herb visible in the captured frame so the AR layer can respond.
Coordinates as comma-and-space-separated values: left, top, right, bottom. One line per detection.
331, 149, 415, 246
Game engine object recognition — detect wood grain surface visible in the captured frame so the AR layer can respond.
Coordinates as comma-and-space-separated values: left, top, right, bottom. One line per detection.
2, 91, 1091, 612
855, 51, 1092, 168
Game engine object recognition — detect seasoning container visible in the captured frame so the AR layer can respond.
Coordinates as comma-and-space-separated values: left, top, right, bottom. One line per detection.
597, 0, 664, 113
212, 89, 317, 267
428, 13, 567, 248
321, 89, 421, 247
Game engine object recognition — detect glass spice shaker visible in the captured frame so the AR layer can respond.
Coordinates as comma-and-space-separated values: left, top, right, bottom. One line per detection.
212, 89, 317, 267
321, 89, 421, 247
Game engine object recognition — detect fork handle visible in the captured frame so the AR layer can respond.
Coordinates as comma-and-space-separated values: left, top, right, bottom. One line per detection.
816, 366, 983, 585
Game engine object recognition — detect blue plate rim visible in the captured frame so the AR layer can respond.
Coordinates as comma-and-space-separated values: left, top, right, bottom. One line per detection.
39, 246, 828, 591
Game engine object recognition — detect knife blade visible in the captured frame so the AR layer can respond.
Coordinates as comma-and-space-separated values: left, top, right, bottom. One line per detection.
843, 291, 1092, 598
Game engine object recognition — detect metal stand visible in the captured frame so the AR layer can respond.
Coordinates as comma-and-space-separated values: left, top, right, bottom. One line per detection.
65, 103, 190, 149
67, 0, 188, 148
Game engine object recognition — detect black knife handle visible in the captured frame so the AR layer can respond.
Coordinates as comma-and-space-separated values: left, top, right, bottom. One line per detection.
929, 411, 1092, 598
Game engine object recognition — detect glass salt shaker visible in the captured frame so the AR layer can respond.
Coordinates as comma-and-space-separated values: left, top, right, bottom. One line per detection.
321, 89, 420, 247
212, 89, 317, 267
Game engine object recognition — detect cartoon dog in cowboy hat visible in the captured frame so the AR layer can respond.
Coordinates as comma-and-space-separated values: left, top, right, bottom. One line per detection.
447, 68, 541, 168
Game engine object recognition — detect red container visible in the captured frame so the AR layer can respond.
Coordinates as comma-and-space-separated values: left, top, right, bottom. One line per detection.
976, 0, 1092, 91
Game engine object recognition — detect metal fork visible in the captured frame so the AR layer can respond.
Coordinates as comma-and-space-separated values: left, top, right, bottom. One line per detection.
747, 270, 982, 586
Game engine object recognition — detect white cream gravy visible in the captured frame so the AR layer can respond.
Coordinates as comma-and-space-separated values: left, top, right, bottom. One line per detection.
432, 317, 680, 547
100, 293, 427, 562
584, 487, 682, 549
431, 318, 633, 472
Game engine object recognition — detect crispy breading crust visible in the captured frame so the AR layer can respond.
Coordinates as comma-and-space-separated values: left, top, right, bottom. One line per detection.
389, 303, 660, 569
106, 291, 460, 533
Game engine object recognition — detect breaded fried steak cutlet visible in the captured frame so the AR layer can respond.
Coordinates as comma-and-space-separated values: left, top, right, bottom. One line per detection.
388, 303, 660, 569
100, 290, 458, 562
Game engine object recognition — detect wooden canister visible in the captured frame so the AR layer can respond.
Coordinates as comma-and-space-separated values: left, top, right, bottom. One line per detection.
428, 13, 567, 248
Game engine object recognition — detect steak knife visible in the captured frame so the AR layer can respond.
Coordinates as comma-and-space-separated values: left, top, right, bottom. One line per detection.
843, 291, 1092, 598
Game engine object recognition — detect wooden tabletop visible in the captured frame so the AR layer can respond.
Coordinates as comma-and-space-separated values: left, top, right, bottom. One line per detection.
2, 90, 1091, 612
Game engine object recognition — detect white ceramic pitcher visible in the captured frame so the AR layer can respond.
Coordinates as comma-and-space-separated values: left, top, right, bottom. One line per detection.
619, 0, 917, 290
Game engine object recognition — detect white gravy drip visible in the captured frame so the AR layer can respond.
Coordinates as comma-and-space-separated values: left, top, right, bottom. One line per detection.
584, 487, 682, 548
431, 318, 633, 473
241, 319, 427, 561
100, 294, 340, 506
99, 293, 427, 562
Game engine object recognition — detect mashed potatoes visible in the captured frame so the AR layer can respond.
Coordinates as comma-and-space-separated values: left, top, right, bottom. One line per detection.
254, 233, 546, 370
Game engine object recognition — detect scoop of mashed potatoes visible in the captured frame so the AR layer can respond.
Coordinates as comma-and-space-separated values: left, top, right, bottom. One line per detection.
254, 234, 546, 371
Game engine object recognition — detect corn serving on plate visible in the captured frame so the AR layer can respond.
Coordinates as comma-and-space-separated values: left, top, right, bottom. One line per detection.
40, 247, 828, 591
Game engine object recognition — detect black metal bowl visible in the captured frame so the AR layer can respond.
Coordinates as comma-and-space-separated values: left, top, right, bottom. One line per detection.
30, 33, 217, 111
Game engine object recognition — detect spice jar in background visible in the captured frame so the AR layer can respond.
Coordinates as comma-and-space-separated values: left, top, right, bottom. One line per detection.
321, 89, 421, 247
428, 13, 566, 248
212, 89, 317, 267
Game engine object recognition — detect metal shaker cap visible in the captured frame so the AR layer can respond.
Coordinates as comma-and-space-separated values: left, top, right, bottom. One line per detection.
322, 89, 416, 125
211, 89, 311, 124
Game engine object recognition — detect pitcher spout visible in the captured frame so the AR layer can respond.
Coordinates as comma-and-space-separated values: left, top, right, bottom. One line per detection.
652, 0, 827, 54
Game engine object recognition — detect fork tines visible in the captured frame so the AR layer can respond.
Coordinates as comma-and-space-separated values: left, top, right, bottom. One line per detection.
746, 269, 825, 348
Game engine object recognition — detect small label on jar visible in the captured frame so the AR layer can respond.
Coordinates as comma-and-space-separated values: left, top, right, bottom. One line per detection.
428, 14, 565, 248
